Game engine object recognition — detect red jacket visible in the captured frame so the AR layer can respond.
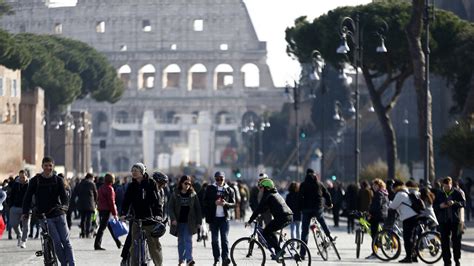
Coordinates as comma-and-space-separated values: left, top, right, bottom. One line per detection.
98, 183, 117, 216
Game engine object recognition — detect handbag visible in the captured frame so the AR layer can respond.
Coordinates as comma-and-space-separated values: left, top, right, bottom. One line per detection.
108, 218, 129, 238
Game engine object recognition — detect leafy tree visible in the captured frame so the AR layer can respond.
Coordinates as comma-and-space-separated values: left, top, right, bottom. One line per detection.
15, 34, 123, 111
286, 1, 473, 181
439, 120, 474, 178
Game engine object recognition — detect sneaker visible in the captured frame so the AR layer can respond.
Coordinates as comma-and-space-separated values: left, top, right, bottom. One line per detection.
17, 239, 21, 247
222, 258, 231, 266
412, 256, 418, 263
20, 241, 26, 249
399, 257, 412, 263
187, 261, 195, 266
94, 246, 106, 251
213, 260, 219, 266
365, 254, 377, 259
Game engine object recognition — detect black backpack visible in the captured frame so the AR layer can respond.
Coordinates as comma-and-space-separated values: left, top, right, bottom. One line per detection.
401, 191, 425, 214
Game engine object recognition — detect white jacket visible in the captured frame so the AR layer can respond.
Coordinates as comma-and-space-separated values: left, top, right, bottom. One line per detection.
389, 188, 417, 221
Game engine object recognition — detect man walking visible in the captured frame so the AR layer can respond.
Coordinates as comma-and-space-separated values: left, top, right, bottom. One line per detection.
8, 170, 30, 248
74, 173, 98, 238
22, 156, 75, 265
203, 171, 235, 266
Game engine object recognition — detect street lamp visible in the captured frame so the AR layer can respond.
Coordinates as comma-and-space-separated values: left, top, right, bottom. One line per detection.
257, 118, 270, 167
285, 81, 302, 181
336, 14, 388, 184
423, 0, 433, 185
403, 109, 410, 166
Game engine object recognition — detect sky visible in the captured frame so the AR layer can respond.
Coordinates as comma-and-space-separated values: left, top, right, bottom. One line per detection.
49, 0, 372, 87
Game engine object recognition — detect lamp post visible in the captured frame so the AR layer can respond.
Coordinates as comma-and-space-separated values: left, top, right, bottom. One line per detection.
403, 109, 410, 165
257, 119, 270, 166
311, 51, 326, 180
285, 82, 302, 181
423, 0, 433, 185
336, 14, 388, 185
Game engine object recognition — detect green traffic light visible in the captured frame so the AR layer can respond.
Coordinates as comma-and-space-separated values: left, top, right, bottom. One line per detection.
331, 175, 337, 181
236, 173, 242, 178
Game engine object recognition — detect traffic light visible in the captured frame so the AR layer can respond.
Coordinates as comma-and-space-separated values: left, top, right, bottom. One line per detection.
233, 168, 242, 178
99, 140, 106, 149
331, 175, 337, 181
300, 129, 306, 139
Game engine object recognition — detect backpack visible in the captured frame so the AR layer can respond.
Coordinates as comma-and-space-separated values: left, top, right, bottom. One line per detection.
401, 191, 425, 214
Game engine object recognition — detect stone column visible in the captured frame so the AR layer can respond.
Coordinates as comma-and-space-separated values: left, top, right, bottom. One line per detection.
141, 110, 156, 168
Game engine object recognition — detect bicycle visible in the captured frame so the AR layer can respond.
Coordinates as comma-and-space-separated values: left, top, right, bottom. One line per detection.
35, 213, 58, 266
124, 216, 160, 266
348, 211, 382, 259
230, 218, 312, 265
309, 217, 340, 261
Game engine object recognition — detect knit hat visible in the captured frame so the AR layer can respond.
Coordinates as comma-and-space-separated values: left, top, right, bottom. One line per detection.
132, 162, 146, 175
214, 171, 225, 178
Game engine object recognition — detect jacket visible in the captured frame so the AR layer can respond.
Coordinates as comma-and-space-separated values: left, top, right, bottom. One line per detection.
298, 174, 332, 212
285, 191, 301, 221
98, 183, 117, 216
388, 187, 417, 221
22, 174, 69, 218
369, 189, 389, 221
121, 174, 162, 225
168, 190, 202, 235
203, 183, 235, 223
358, 188, 373, 212
8, 181, 29, 208
74, 179, 98, 212
433, 187, 465, 224
249, 189, 293, 223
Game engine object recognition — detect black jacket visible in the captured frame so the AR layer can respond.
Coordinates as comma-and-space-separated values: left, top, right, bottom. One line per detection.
298, 175, 332, 212
248, 189, 293, 223
8, 181, 29, 208
203, 183, 235, 223
369, 189, 389, 221
73, 179, 98, 212
22, 174, 69, 218
285, 191, 301, 221
121, 174, 162, 225
434, 187, 466, 224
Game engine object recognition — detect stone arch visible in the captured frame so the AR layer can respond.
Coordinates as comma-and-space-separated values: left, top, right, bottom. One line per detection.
114, 156, 130, 172
188, 63, 207, 91
214, 64, 234, 90
118, 64, 132, 89
93, 111, 108, 137
162, 64, 181, 89
241, 63, 260, 88
166, 111, 176, 124
138, 64, 156, 90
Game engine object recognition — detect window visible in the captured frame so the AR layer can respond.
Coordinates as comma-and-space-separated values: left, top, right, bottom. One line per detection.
120, 45, 127, 51
219, 44, 228, 51
193, 19, 203, 31
96, 21, 105, 33
0, 78, 3, 96
11, 79, 17, 97
54, 23, 62, 34
170, 44, 177, 50
142, 20, 151, 32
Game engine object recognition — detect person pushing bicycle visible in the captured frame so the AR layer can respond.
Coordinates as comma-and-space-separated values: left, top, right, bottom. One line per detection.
245, 178, 293, 259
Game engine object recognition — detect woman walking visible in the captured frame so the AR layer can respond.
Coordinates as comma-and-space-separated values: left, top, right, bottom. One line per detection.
94, 173, 122, 250
169, 175, 202, 266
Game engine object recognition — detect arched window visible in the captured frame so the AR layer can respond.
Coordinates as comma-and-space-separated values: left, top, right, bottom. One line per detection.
188, 64, 207, 90
162, 64, 181, 89
215, 111, 234, 125
241, 63, 260, 88
214, 64, 234, 90
138, 64, 156, 90
118, 65, 132, 89
93, 111, 108, 137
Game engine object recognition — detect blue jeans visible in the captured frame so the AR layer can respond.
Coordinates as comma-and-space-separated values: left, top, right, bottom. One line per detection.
178, 223, 193, 263
210, 217, 229, 262
47, 214, 75, 266
290, 221, 301, 239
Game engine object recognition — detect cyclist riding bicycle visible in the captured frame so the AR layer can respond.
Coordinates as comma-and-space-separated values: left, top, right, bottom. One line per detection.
298, 169, 334, 253
245, 178, 293, 259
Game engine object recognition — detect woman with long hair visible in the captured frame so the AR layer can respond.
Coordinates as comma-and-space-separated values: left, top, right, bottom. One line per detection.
169, 175, 202, 266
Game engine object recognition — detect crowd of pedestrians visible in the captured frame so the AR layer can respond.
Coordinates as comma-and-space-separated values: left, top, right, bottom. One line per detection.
0, 157, 472, 266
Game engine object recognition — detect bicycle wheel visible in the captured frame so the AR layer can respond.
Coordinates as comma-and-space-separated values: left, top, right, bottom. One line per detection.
355, 229, 362, 259
230, 237, 266, 266
372, 229, 401, 261
416, 231, 442, 264
44, 237, 58, 266
330, 240, 341, 260
280, 238, 311, 265
312, 230, 327, 261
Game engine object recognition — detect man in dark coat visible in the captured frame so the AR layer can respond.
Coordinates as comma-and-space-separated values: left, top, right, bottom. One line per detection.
74, 173, 98, 238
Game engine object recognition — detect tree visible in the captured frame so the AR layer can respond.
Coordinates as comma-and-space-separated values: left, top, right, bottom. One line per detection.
286, 1, 473, 181
15, 34, 124, 111
440, 120, 474, 178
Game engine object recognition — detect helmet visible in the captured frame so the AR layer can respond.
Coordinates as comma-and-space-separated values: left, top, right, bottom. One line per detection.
152, 171, 168, 184
151, 222, 166, 238
259, 178, 274, 190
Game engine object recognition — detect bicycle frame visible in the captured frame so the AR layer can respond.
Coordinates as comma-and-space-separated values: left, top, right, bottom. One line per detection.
249, 220, 285, 255
35, 215, 58, 265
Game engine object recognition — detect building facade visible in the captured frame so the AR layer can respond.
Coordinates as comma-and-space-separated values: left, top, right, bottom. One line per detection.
1, 0, 285, 173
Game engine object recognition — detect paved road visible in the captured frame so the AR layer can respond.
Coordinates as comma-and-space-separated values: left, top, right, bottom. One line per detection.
1, 217, 473, 265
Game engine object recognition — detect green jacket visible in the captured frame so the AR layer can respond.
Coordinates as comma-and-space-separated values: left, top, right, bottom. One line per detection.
168, 189, 202, 235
